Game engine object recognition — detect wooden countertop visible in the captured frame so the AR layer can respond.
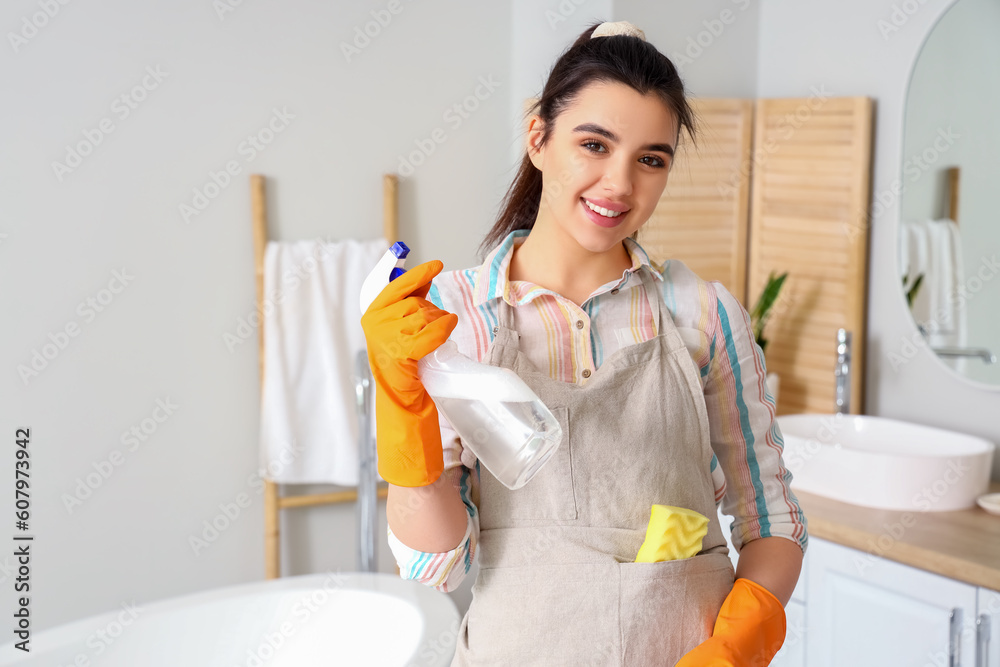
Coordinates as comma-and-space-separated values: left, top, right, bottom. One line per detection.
795, 480, 1000, 591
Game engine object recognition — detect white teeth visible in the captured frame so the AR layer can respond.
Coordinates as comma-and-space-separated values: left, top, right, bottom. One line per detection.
584, 199, 623, 218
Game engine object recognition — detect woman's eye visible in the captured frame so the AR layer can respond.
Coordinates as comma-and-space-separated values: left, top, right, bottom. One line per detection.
582, 141, 666, 169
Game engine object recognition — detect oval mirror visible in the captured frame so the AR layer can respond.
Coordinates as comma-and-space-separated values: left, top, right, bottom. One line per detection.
898, 0, 1000, 386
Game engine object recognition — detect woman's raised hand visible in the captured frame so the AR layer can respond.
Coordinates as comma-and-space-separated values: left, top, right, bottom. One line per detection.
361, 260, 458, 487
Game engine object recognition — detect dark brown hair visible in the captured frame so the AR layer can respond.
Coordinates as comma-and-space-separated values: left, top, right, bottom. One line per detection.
478, 20, 697, 260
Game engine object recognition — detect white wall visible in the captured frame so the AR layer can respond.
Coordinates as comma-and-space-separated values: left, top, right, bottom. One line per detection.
618, 0, 760, 99
0, 0, 509, 631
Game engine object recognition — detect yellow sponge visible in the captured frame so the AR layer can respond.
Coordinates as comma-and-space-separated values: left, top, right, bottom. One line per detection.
634, 504, 709, 563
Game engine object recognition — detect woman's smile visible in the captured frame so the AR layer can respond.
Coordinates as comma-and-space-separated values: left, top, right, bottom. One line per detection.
581, 196, 630, 228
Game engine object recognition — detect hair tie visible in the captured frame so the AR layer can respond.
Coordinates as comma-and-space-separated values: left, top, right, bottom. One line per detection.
591, 20, 646, 41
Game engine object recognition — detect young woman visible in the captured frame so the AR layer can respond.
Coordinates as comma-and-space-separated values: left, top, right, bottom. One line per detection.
362, 19, 807, 666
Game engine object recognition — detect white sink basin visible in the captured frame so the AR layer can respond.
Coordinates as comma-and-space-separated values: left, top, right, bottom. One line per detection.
776, 413, 995, 511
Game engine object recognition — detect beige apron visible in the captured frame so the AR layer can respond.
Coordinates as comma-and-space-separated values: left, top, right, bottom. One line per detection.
451, 269, 735, 666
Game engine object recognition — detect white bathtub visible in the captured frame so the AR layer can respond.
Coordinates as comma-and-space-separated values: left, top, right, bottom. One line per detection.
0, 572, 460, 666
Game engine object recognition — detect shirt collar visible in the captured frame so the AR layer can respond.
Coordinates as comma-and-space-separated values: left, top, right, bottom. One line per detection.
472, 228, 663, 307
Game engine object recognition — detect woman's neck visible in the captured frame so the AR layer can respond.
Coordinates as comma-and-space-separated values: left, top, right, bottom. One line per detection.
508, 224, 632, 307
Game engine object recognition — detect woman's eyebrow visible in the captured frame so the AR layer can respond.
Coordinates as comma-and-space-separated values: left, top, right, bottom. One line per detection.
572, 122, 674, 156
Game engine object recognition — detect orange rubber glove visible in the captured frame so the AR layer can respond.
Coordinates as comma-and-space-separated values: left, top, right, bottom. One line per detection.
360, 259, 458, 488
674, 577, 786, 667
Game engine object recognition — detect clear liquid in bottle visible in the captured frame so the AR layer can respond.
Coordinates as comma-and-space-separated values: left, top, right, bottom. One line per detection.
434, 396, 562, 490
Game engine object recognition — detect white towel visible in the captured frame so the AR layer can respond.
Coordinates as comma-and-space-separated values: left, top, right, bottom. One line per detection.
259, 237, 388, 485
901, 219, 966, 370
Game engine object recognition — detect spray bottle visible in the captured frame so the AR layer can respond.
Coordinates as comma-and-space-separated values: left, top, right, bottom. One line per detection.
360, 242, 563, 490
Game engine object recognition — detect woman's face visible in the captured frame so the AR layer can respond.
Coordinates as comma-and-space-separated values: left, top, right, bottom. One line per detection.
527, 80, 679, 256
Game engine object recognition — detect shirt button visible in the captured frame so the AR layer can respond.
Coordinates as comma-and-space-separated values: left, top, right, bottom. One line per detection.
582, 369, 591, 378
575, 320, 584, 329
611, 288, 620, 295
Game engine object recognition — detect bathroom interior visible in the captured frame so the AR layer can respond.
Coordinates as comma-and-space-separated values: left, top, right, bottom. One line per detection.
1, 0, 999, 665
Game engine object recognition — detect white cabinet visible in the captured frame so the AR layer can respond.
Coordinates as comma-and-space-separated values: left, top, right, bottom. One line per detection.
715, 514, 998, 666
717, 506, 807, 666
979, 587, 1000, 667
771, 598, 807, 667
807, 537, 978, 667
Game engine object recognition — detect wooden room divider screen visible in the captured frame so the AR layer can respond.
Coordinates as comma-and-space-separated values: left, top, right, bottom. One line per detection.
638, 95, 874, 416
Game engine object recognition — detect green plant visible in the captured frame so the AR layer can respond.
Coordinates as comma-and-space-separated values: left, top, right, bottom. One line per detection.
749, 270, 789, 355
902, 272, 923, 308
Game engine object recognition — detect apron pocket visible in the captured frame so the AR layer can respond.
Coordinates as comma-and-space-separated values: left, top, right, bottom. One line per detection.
617, 551, 735, 665
480, 407, 578, 526
467, 563, 620, 665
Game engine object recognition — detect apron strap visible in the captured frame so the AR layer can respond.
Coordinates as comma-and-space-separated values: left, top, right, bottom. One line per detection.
636, 267, 669, 337
496, 291, 515, 332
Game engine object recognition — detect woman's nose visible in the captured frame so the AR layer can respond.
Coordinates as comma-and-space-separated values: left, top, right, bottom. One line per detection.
602, 158, 633, 196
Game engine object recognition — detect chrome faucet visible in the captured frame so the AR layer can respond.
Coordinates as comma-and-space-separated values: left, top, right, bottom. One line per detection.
930, 346, 997, 364
835, 329, 851, 415
354, 349, 378, 573
916, 323, 997, 364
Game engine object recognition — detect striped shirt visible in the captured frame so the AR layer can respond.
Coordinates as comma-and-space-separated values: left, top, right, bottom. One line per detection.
386, 229, 809, 592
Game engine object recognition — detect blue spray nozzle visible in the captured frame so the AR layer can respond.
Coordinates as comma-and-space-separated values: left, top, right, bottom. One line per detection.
359, 240, 411, 312
390, 242, 410, 259
388, 242, 410, 281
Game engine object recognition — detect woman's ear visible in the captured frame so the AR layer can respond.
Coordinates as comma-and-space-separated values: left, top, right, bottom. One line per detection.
525, 115, 545, 170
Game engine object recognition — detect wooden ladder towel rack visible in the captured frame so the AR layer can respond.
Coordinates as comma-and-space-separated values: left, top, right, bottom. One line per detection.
251, 173, 399, 579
